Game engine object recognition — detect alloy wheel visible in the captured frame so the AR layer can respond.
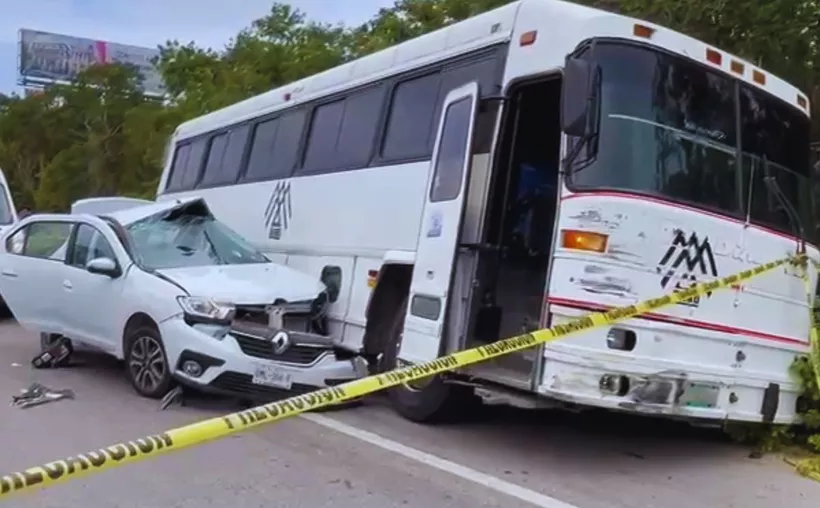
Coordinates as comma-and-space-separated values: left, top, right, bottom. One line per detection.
128, 335, 167, 392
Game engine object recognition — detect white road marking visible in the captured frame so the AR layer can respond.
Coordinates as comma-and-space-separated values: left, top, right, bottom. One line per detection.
301, 413, 579, 508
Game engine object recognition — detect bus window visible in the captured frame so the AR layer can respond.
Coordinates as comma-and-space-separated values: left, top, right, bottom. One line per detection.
199, 125, 250, 187
243, 109, 306, 182
381, 73, 441, 161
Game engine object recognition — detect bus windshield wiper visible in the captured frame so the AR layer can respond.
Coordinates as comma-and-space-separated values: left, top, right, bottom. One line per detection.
761, 155, 805, 250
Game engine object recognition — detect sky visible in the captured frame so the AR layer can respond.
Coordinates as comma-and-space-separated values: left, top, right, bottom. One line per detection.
0, 0, 396, 95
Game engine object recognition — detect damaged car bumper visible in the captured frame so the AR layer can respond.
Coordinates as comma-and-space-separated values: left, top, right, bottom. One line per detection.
159, 317, 367, 401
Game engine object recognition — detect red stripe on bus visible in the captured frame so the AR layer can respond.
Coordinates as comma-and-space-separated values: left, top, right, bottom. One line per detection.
546, 296, 808, 346
562, 190, 805, 244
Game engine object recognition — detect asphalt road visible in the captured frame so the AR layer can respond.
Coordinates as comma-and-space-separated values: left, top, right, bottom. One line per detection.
1, 318, 819, 508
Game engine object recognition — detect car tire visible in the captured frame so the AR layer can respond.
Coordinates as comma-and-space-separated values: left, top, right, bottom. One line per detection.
381, 295, 480, 423
124, 325, 173, 399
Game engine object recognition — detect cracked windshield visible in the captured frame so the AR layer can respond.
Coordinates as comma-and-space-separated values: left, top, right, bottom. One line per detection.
0, 1, 818, 507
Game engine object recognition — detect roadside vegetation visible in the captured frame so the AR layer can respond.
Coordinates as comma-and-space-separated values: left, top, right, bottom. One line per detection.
0, 0, 818, 476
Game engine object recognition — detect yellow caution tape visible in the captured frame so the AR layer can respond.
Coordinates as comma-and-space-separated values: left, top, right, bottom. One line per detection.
0, 255, 807, 499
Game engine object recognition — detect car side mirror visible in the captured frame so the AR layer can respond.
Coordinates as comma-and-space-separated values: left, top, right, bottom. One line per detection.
86, 257, 121, 278
561, 57, 599, 137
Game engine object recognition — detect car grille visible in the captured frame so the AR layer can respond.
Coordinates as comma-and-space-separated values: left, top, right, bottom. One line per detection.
232, 333, 327, 365
209, 372, 315, 400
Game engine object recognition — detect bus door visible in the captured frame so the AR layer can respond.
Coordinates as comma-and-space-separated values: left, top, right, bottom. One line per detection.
398, 82, 480, 365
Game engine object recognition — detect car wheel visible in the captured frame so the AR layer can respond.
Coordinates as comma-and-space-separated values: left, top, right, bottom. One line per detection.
382, 295, 480, 423
124, 325, 173, 399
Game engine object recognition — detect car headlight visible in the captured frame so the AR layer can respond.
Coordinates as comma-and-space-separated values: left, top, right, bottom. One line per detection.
177, 296, 235, 325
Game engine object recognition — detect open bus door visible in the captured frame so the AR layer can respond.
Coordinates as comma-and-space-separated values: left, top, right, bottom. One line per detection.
398, 82, 480, 365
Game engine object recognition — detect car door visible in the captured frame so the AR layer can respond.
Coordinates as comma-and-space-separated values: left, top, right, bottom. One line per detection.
61, 220, 129, 351
0, 219, 74, 333
398, 82, 480, 365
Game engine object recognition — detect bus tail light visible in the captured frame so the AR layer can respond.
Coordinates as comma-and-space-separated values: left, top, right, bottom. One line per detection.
367, 269, 378, 289
560, 229, 608, 253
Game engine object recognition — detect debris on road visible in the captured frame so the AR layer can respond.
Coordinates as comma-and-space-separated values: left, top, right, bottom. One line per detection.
160, 386, 185, 410
11, 382, 75, 409
31, 337, 73, 369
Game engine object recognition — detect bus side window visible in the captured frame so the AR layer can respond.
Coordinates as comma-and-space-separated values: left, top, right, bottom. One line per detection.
381, 73, 441, 162
244, 109, 307, 182
166, 138, 207, 191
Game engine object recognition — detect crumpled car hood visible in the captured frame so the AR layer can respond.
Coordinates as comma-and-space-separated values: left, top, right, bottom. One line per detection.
156, 263, 326, 305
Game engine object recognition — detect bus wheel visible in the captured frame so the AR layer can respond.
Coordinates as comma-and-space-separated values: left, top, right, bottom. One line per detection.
381, 295, 479, 423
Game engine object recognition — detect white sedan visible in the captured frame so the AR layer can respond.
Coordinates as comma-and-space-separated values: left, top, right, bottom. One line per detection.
0, 197, 363, 400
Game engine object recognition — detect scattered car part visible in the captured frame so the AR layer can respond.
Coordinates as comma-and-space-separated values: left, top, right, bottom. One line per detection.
31, 337, 73, 369
159, 385, 185, 410
11, 382, 75, 409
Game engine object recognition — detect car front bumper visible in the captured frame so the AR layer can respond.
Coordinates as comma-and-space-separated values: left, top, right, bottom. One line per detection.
159, 317, 365, 401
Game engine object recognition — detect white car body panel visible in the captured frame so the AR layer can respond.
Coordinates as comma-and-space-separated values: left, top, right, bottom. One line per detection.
157, 264, 324, 305
0, 198, 358, 399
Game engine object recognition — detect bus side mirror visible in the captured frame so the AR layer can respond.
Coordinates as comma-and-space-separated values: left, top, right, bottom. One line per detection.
561, 58, 599, 137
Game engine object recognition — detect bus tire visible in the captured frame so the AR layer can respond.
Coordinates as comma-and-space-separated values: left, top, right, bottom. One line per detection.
382, 295, 479, 423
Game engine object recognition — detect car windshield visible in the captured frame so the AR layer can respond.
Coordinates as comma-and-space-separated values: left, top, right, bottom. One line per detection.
568, 42, 814, 239
0, 186, 13, 225
125, 209, 270, 270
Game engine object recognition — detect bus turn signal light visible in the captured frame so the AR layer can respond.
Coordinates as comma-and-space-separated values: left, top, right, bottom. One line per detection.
560, 230, 608, 253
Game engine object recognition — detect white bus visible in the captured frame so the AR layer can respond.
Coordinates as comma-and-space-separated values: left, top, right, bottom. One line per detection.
156, 0, 819, 425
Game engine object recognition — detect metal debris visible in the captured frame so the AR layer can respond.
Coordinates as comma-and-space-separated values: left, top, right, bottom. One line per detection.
11, 382, 75, 409
31, 337, 73, 369
160, 385, 185, 410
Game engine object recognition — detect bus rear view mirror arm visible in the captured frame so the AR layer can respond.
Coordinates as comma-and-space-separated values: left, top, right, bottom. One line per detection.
560, 57, 600, 138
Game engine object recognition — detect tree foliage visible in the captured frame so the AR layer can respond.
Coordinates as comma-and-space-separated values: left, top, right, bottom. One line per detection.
0, 0, 817, 208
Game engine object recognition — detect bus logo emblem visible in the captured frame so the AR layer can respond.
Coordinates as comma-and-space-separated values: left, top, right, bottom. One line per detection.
264, 180, 292, 240
657, 230, 718, 306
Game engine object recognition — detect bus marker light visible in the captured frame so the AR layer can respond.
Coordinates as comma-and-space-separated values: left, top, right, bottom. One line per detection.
730, 60, 745, 75
798, 94, 807, 109
706, 48, 722, 66
519, 30, 537, 46
560, 229, 608, 253
633, 24, 654, 39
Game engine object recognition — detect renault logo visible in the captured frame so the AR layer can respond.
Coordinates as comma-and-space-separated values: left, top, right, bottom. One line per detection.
270, 331, 290, 355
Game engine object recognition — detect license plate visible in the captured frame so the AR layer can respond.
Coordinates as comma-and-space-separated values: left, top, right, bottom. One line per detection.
679, 382, 720, 408
251, 364, 293, 389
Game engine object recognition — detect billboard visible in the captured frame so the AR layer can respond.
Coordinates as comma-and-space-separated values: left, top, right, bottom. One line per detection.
18, 29, 166, 97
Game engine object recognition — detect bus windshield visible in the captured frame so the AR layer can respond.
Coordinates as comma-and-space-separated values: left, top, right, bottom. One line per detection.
568, 42, 813, 240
